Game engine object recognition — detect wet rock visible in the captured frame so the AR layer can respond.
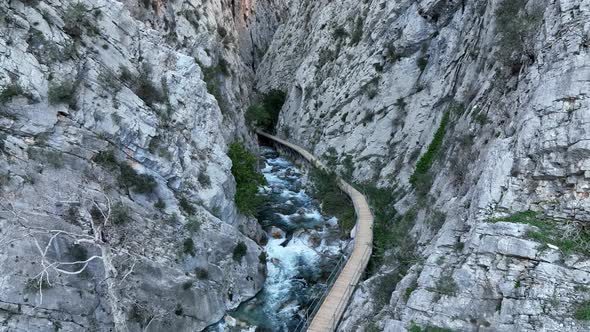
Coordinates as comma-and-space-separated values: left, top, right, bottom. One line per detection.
224, 315, 237, 327
308, 231, 322, 248
270, 226, 286, 239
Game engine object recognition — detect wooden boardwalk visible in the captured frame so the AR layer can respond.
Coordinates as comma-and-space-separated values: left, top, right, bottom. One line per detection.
256, 131, 374, 332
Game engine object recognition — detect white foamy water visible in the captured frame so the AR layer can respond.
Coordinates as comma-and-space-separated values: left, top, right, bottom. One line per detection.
210, 146, 347, 332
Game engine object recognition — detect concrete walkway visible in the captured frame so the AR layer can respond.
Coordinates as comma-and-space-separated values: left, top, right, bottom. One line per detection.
256, 131, 374, 331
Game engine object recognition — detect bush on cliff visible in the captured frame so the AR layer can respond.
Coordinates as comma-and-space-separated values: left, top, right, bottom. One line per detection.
228, 143, 266, 215
245, 89, 286, 132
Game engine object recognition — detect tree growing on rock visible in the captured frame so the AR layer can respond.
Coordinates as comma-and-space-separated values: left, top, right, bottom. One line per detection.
1, 191, 145, 332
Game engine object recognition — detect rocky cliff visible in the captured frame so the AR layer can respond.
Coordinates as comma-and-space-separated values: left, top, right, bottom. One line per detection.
257, 0, 590, 331
0, 0, 285, 331
4, 0, 590, 331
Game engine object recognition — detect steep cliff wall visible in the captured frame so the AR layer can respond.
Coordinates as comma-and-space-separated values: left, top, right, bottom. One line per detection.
0, 0, 284, 331
257, 0, 590, 331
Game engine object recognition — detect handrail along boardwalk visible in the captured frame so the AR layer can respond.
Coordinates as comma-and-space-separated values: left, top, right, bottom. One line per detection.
256, 131, 374, 332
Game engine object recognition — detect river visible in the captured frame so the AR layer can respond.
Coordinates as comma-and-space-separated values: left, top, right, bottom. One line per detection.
211, 146, 348, 331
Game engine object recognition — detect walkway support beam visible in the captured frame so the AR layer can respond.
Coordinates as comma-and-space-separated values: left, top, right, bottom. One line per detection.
256, 130, 374, 332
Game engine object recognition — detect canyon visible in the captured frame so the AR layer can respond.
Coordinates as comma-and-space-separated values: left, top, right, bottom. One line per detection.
2, 0, 590, 331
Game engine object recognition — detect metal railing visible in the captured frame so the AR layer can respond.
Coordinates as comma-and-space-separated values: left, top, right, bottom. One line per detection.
292, 243, 371, 332
293, 253, 348, 332
328, 244, 371, 330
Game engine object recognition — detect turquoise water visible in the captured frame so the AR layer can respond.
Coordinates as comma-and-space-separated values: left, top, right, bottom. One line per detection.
211, 147, 346, 331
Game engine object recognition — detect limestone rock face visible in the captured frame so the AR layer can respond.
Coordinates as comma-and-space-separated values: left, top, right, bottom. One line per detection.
257, 0, 590, 330
0, 0, 284, 331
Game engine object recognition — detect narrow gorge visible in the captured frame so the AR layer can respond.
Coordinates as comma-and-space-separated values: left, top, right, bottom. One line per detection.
2, 0, 590, 332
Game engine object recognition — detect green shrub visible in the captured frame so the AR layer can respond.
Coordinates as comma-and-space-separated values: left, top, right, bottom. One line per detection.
412, 171, 434, 199
245, 104, 269, 128
258, 251, 267, 264
94, 150, 117, 169
182, 238, 195, 256
63, 3, 100, 38
361, 78, 380, 101
404, 279, 418, 301
358, 185, 397, 260
366, 322, 380, 332
575, 301, 590, 320
409, 323, 455, 332
332, 27, 348, 39
179, 197, 196, 215
416, 55, 429, 71
25, 278, 52, 293
98, 68, 122, 93
359, 183, 421, 280
119, 66, 134, 82
167, 213, 179, 224
185, 216, 201, 233
128, 304, 148, 324
48, 81, 76, 107
232, 241, 247, 262
473, 111, 489, 125
0, 83, 25, 104
385, 43, 401, 63
310, 168, 355, 237
488, 210, 590, 256
110, 203, 130, 225
448, 100, 465, 114
435, 274, 458, 296
90, 205, 104, 223
245, 90, 286, 132
322, 147, 338, 168
64, 206, 79, 225
341, 155, 354, 180
118, 164, 157, 194
218, 58, 230, 75
395, 98, 407, 112
350, 17, 364, 45
182, 280, 193, 290
195, 267, 209, 279
174, 303, 183, 316
495, 0, 543, 68
68, 244, 88, 262
410, 112, 449, 187
372, 270, 400, 307
97, 152, 157, 194
134, 63, 165, 107
154, 198, 166, 211
426, 210, 447, 232
228, 143, 266, 215
201, 61, 230, 113
366, 86, 378, 99
198, 172, 211, 187
27, 29, 77, 64
118, 63, 166, 107
317, 47, 338, 68
22, 0, 40, 6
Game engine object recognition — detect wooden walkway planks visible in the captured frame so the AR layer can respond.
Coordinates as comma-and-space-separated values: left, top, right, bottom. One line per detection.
256, 131, 374, 332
